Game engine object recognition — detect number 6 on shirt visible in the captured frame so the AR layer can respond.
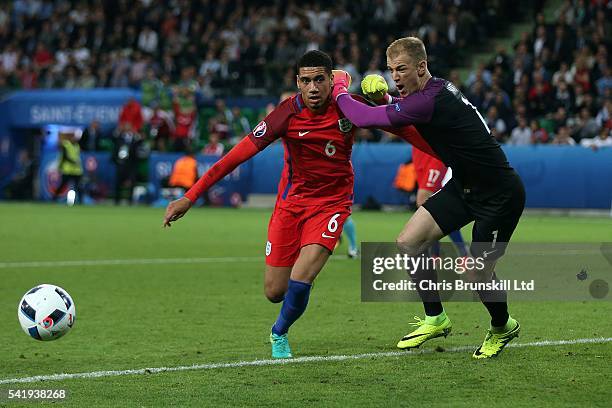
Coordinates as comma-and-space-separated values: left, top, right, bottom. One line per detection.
327, 213, 340, 233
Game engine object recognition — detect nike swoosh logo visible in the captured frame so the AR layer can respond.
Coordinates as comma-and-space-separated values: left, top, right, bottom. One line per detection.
321, 232, 334, 239
400, 333, 429, 341
298, 131, 310, 137
482, 250, 497, 258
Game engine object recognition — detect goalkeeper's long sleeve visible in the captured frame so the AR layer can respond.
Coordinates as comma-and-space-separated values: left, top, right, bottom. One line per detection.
336, 93, 393, 128
337, 94, 439, 159
184, 136, 259, 203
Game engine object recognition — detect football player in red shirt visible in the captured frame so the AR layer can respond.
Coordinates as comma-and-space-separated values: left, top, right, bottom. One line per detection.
163, 51, 358, 359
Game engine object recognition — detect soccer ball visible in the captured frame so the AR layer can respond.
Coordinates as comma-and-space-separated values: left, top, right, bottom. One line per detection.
18, 284, 76, 341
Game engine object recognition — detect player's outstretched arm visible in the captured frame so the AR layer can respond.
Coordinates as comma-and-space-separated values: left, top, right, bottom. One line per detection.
162, 136, 259, 227
332, 74, 393, 128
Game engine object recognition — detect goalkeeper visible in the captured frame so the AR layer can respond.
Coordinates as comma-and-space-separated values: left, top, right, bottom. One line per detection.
362, 74, 468, 258
333, 37, 525, 359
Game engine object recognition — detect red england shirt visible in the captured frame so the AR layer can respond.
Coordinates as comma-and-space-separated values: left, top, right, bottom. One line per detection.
249, 94, 355, 207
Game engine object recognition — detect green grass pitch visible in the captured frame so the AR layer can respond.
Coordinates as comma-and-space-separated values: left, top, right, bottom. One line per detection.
0, 203, 611, 407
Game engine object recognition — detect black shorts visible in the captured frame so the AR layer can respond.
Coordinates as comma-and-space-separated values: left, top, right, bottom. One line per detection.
422, 172, 525, 260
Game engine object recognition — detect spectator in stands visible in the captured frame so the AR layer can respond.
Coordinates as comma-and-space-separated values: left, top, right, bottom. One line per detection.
530, 119, 549, 144
214, 99, 233, 124
140, 68, 162, 118
486, 106, 507, 142
552, 61, 574, 87
466, 80, 486, 111
532, 25, 549, 59
484, 86, 513, 125
571, 107, 600, 142
137, 25, 158, 55
551, 24, 572, 66
149, 103, 174, 152
77, 66, 97, 89
172, 89, 197, 152
595, 99, 611, 129
465, 62, 492, 88
202, 131, 225, 157
228, 107, 251, 145
553, 80, 574, 112
1, 43, 20, 74
62, 67, 78, 89
551, 107, 569, 134
158, 74, 174, 112
509, 116, 532, 145
33, 42, 53, 71
595, 66, 612, 97
208, 116, 230, 142
552, 126, 575, 145
528, 71, 552, 116
579, 126, 611, 150
573, 55, 592, 94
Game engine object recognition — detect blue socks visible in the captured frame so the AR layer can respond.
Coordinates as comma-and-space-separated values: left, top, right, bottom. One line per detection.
272, 279, 312, 335
344, 216, 357, 252
449, 230, 467, 256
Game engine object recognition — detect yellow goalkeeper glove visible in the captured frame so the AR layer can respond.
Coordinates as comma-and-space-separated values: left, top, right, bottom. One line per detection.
361, 74, 389, 101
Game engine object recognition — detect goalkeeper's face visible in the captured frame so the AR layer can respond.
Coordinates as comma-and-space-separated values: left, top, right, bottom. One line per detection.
387, 52, 424, 97
297, 67, 333, 112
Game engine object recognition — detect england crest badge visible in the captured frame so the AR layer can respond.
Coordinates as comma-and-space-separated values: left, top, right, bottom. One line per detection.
338, 118, 353, 133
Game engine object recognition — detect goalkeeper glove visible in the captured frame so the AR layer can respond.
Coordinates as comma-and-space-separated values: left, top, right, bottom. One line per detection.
361, 74, 391, 104
332, 69, 351, 101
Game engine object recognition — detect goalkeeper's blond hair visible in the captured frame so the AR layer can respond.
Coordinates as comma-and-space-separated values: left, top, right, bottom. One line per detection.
386, 37, 427, 66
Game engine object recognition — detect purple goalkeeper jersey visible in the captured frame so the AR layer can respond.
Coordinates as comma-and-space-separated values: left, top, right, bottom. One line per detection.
337, 77, 516, 194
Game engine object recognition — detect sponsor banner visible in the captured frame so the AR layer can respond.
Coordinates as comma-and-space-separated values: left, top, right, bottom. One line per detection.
4, 89, 138, 130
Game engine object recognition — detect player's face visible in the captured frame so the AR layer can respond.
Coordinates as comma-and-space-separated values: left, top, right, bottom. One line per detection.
387, 52, 425, 97
297, 67, 332, 112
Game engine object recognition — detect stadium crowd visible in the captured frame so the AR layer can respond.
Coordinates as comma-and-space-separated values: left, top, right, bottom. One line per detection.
0, 0, 610, 151
460, 1, 611, 148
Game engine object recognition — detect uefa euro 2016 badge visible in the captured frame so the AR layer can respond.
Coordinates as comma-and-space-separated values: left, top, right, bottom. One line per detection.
253, 121, 267, 137
338, 118, 353, 133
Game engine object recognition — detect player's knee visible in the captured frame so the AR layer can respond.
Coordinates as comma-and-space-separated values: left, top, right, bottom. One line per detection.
264, 286, 285, 303
396, 233, 425, 256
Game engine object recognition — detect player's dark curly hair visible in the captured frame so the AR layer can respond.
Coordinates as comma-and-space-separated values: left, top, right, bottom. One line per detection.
297, 50, 333, 74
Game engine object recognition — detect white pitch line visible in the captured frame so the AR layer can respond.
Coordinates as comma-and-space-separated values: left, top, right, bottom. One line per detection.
0, 255, 350, 269
0, 257, 262, 269
1, 337, 610, 385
